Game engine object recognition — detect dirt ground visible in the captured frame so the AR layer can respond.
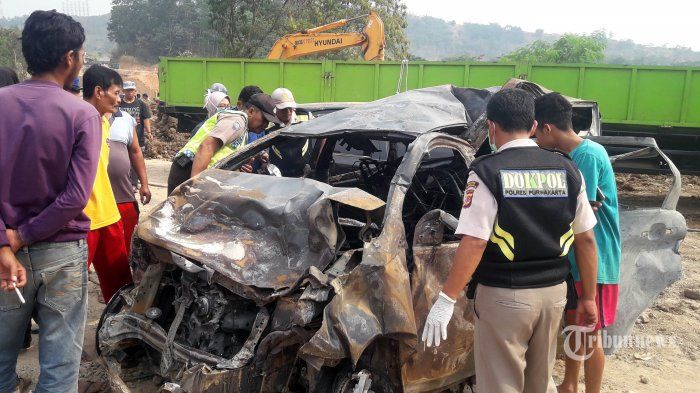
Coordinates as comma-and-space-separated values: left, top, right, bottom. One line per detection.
116, 56, 159, 99
14, 164, 700, 392
552, 173, 700, 393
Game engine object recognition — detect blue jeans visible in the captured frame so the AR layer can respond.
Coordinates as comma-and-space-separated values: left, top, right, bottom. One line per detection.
0, 240, 88, 393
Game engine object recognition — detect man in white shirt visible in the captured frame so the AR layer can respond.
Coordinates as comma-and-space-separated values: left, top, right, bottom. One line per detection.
107, 109, 151, 253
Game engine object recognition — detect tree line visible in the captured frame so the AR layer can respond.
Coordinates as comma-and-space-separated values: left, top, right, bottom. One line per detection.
108, 0, 408, 62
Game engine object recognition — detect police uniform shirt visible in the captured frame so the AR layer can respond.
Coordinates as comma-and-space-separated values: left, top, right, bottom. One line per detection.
456, 138, 597, 240
208, 112, 247, 146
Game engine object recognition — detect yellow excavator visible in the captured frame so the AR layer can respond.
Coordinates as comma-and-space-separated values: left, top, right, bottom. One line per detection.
267, 11, 386, 61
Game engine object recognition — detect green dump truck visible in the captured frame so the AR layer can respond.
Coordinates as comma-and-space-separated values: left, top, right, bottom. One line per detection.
158, 58, 700, 172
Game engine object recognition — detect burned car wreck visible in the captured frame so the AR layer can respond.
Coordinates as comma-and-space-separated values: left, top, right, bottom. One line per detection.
98, 81, 687, 392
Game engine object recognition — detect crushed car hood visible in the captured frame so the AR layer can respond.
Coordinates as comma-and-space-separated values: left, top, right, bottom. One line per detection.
138, 170, 384, 295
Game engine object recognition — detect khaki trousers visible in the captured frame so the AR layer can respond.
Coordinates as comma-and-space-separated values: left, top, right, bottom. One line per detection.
474, 282, 567, 393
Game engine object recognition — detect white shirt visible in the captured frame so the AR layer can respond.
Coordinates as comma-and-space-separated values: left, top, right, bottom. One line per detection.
455, 138, 597, 240
108, 110, 137, 146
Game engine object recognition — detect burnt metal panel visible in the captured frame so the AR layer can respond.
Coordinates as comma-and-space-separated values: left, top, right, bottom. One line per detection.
401, 210, 475, 392
138, 170, 382, 302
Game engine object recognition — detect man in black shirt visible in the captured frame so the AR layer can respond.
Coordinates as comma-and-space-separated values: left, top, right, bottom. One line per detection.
119, 80, 152, 149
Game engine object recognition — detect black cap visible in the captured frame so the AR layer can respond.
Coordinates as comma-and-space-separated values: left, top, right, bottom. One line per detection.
247, 93, 281, 125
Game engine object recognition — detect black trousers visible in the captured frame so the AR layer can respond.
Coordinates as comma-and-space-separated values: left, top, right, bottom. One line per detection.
167, 159, 193, 194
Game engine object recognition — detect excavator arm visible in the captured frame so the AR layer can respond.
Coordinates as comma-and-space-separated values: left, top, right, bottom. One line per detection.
267, 11, 385, 61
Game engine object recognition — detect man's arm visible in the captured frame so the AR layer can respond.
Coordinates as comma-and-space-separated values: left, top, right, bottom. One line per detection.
442, 236, 488, 299
192, 113, 247, 176
575, 153, 600, 201
0, 214, 25, 289
0, 247, 26, 290
191, 136, 223, 177
422, 172, 496, 347
571, 176, 599, 327
128, 127, 151, 204
422, 235, 488, 347
0, 214, 8, 248
572, 229, 598, 327
17, 115, 101, 244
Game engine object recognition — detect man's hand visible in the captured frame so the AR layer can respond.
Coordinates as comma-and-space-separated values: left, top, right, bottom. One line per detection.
240, 157, 255, 173
257, 152, 270, 172
576, 298, 598, 328
139, 184, 152, 205
6, 229, 25, 253
421, 291, 456, 347
0, 246, 27, 291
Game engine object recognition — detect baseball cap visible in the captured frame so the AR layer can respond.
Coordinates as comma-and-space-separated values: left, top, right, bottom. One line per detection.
271, 87, 297, 110
247, 93, 281, 124
123, 81, 136, 90
209, 82, 228, 94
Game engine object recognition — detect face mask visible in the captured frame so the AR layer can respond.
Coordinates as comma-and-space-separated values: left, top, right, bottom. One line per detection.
488, 129, 498, 153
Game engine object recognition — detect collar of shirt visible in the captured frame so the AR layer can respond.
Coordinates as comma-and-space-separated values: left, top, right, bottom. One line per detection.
498, 138, 537, 152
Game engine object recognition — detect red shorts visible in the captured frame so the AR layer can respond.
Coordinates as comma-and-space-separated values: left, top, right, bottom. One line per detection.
566, 282, 619, 330
87, 221, 133, 302
117, 201, 139, 254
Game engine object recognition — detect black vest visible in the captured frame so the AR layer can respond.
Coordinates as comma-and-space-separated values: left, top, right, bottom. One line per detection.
470, 145, 581, 289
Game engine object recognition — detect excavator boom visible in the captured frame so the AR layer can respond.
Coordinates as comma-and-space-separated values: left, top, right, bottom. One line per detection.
268, 11, 385, 61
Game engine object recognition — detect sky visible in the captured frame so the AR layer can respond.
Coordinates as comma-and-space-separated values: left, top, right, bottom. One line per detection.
1, 0, 111, 18
1, 0, 699, 50
404, 0, 700, 50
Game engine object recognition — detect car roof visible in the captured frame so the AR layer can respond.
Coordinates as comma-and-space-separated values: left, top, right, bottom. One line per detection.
285, 80, 597, 140
283, 85, 488, 138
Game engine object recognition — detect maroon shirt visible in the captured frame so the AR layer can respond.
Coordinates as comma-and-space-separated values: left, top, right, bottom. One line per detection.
0, 80, 101, 247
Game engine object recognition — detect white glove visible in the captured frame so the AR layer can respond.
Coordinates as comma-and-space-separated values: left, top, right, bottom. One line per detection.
421, 291, 456, 347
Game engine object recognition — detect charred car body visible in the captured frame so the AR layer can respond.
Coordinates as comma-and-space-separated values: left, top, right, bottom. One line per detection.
98, 81, 687, 392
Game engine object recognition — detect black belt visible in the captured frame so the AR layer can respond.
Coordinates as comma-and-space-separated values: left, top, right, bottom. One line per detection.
175, 154, 193, 168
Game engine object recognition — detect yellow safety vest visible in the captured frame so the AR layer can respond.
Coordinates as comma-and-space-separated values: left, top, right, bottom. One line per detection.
177, 110, 248, 169
271, 113, 311, 160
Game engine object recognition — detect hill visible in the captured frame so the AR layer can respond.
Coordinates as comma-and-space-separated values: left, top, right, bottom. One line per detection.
406, 15, 700, 65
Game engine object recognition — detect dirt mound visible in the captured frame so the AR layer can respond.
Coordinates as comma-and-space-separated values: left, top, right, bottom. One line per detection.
145, 113, 189, 160
139, 100, 187, 161
616, 173, 700, 198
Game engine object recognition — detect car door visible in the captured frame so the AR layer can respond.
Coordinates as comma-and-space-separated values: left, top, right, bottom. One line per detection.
393, 136, 476, 392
